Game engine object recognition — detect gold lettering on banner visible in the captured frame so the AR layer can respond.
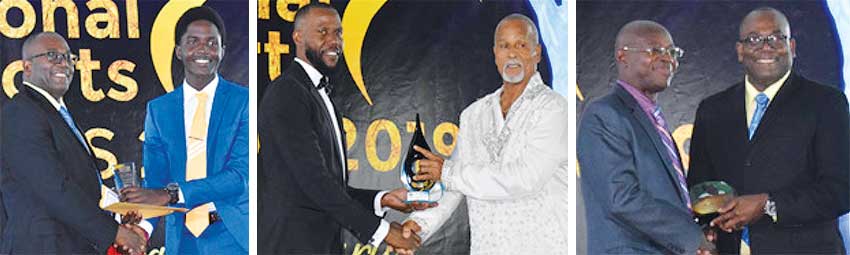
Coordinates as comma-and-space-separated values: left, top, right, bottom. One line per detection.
76, 49, 104, 101
672, 124, 693, 172
126, 0, 139, 38
276, 0, 309, 22
365, 119, 401, 172
2, 60, 23, 98
107, 60, 137, 101
405, 120, 426, 134
350, 242, 392, 255
258, 0, 271, 20
343, 117, 359, 171
86, 128, 117, 179
85, 0, 120, 39
433, 122, 458, 157
42, 0, 80, 38
264, 31, 290, 80
0, 0, 36, 38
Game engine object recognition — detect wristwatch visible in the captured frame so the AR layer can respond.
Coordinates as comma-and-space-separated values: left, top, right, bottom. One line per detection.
764, 194, 777, 222
165, 183, 180, 204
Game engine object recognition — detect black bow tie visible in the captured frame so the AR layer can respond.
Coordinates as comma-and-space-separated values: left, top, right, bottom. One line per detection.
317, 76, 333, 95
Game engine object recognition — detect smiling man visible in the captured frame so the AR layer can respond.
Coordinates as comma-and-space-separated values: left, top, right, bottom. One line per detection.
258, 3, 429, 254
577, 20, 711, 254
120, 6, 249, 254
401, 13, 569, 254
688, 7, 849, 254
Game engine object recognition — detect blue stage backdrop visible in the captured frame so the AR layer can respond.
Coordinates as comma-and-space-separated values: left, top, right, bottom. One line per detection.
257, 0, 566, 254
0, 1, 248, 254
577, 1, 848, 254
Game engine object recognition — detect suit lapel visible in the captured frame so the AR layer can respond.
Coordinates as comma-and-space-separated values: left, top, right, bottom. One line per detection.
291, 65, 346, 184
207, 78, 232, 173
615, 86, 688, 205
166, 86, 188, 182
749, 73, 799, 144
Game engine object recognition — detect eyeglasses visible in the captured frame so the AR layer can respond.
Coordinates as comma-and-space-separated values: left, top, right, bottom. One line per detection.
27, 51, 78, 65
739, 34, 789, 49
621, 46, 684, 59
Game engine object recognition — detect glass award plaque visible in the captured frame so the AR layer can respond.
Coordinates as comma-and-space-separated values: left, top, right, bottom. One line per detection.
400, 114, 443, 203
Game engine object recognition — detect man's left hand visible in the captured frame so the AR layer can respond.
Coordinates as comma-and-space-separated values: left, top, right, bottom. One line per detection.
412, 146, 445, 182
120, 187, 171, 206
381, 188, 438, 213
710, 193, 769, 233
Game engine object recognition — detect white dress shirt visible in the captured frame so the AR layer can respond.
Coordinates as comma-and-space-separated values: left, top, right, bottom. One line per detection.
294, 58, 390, 247
408, 73, 569, 254
178, 77, 219, 212
744, 70, 789, 126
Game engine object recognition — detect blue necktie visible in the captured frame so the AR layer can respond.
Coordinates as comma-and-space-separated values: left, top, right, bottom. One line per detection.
748, 93, 769, 140
742, 93, 769, 252
59, 106, 90, 153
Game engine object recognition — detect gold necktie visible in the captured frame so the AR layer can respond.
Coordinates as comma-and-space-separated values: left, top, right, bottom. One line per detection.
185, 92, 212, 237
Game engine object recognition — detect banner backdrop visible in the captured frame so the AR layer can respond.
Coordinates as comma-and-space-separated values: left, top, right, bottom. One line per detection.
577, 1, 846, 254
258, 0, 566, 254
0, 1, 248, 253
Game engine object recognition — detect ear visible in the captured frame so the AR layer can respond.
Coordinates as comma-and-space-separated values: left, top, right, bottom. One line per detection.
22, 60, 32, 77
789, 38, 796, 58
735, 42, 744, 63
175, 46, 182, 61
532, 44, 542, 63
293, 30, 302, 45
615, 48, 627, 65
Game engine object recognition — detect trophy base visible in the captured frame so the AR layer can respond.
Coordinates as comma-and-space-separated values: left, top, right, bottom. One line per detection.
406, 191, 434, 203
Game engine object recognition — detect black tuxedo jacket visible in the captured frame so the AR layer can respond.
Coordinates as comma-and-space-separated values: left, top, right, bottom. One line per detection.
259, 63, 383, 254
1, 85, 118, 253
688, 73, 850, 254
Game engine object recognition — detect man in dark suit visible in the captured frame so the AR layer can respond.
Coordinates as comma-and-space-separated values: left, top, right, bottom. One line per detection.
688, 7, 849, 254
578, 20, 710, 254
120, 6, 248, 254
0, 32, 146, 254
258, 3, 428, 254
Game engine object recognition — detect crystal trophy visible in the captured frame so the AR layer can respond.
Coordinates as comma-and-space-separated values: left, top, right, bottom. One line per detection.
399, 114, 443, 203
689, 181, 736, 226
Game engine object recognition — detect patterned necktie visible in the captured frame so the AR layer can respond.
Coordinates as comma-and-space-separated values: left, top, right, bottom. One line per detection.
651, 107, 692, 209
59, 106, 90, 154
741, 93, 769, 254
748, 93, 770, 140
58, 106, 101, 188
185, 92, 212, 237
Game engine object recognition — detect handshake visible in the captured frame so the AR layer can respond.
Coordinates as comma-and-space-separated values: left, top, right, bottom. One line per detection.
111, 211, 148, 255
378, 188, 436, 252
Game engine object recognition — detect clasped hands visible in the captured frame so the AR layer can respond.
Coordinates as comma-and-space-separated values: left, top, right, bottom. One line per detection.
696, 193, 769, 255
380, 145, 446, 253
112, 211, 148, 255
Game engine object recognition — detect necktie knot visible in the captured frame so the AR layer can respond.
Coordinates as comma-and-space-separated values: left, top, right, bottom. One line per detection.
196, 92, 208, 104
755, 93, 769, 106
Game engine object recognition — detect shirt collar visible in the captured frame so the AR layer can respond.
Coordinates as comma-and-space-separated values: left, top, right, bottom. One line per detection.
617, 79, 658, 113
23, 81, 66, 111
745, 70, 790, 103
182, 75, 219, 98
294, 57, 324, 87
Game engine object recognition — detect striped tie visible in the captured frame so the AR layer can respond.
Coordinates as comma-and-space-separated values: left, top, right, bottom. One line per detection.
651, 107, 692, 209
185, 92, 211, 237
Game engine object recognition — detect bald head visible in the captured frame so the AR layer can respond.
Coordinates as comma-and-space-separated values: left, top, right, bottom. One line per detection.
22, 32, 67, 60
614, 20, 671, 50
494, 14, 539, 47
739, 7, 790, 39
293, 3, 339, 32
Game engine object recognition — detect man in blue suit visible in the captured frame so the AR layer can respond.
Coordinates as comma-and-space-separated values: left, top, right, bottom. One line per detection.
578, 20, 710, 254
120, 6, 248, 254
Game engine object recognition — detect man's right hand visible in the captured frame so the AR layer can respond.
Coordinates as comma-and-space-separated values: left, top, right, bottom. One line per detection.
114, 224, 146, 255
385, 222, 420, 251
